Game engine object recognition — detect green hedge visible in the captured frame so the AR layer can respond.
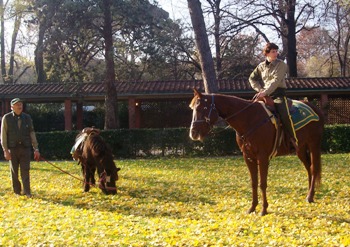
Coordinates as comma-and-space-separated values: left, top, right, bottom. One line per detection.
321, 124, 350, 153
1, 125, 349, 160
34, 128, 239, 160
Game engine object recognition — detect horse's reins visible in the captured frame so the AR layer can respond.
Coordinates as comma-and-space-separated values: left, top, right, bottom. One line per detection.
194, 94, 272, 138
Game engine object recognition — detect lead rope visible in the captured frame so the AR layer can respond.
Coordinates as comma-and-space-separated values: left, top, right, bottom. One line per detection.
39, 156, 96, 188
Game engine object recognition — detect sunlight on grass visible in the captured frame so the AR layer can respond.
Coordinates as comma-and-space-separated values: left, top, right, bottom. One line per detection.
0, 154, 349, 246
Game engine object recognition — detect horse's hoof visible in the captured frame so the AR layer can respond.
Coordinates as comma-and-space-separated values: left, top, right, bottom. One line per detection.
306, 197, 314, 203
260, 210, 268, 216
247, 208, 255, 214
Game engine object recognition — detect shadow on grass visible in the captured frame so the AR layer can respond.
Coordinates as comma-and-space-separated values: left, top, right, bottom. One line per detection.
30, 175, 223, 219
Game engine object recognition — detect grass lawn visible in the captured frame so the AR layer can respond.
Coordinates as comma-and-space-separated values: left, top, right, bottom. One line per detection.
0, 154, 349, 246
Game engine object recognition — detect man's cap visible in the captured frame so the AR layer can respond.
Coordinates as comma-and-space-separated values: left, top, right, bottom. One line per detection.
11, 98, 23, 106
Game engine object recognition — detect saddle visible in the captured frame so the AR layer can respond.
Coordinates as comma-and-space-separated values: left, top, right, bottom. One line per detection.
257, 96, 319, 159
258, 96, 294, 113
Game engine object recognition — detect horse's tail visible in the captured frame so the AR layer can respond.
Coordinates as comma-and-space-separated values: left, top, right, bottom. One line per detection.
306, 102, 324, 188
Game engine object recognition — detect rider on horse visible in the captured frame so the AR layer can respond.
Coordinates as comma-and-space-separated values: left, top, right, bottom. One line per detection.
249, 42, 298, 152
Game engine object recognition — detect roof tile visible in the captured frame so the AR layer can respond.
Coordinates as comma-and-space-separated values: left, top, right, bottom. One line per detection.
0, 77, 349, 102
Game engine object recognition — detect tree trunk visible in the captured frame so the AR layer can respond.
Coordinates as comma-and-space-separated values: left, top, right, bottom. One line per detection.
34, 1, 63, 83
211, 0, 222, 79
286, 0, 298, 77
8, 14, 22, 84
35, 26, 46, 83
187, 0, 218, 93
335, 3, 350, 77
0, 0, 7, 83
102, 0, 118, 129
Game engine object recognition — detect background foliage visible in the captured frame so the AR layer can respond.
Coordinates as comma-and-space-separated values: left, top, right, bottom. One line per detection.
0, 154, 349, 246
2, 0, 350, 85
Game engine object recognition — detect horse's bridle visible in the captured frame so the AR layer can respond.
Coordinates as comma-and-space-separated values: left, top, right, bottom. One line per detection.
191, 94, 272, 139
191, 94, 219, 127
99, 170, 117, 192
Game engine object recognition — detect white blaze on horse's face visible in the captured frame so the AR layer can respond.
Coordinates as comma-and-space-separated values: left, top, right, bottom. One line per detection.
190, 102, 202, 141
189, 96, 212, 141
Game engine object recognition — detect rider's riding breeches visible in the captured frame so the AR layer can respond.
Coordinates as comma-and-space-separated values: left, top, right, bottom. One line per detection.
273, 96, 298, 145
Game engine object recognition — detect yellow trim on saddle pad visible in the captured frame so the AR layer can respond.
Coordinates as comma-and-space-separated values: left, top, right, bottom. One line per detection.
291, 100, 319, 131
258, 100, 320, 160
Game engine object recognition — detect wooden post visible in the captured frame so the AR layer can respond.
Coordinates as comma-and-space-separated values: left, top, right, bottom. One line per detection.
320, 93, 329, 124
128, 98, 140, 129
76, 101, 83, 130
3, 100, 10, 115
64, 99, 72, 130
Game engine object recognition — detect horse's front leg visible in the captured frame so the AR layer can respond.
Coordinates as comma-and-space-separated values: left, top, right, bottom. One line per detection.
245, 157, 259, 214
84, 166, 91, 192
258, 158, 269, 216
90, 166, 96, 186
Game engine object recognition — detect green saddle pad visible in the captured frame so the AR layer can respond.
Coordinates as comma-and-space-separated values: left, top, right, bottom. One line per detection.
291, 100, 319, 130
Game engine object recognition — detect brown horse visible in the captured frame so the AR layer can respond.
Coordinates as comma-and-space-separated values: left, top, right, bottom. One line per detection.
189, 89, 324, 216
73, 128, 121, 195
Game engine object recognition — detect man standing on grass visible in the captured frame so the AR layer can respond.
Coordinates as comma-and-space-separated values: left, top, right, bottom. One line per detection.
1, 98, 40, 198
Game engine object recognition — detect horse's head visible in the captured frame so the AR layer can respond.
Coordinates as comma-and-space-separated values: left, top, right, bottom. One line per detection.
99, 159, 121, 195
189, 89, 219, 141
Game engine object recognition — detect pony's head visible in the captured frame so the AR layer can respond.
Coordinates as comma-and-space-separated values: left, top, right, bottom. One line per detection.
98, 156, 121, 195
189, 89, 219, 141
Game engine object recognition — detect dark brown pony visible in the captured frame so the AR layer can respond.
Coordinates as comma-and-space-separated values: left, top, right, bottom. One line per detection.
189, 89, 324, 215
74, 129, 121, 195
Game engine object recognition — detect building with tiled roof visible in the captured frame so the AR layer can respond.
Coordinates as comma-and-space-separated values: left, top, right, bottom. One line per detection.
1, 77, 350, 129
1, 77, 350, 101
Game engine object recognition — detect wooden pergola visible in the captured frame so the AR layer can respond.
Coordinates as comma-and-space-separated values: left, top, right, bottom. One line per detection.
1, 78, 350, 129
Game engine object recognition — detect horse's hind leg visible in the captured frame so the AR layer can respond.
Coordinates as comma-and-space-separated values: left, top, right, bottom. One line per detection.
298, 145, 321, 203
297, 146, 312, 196
307, 146, 322, 203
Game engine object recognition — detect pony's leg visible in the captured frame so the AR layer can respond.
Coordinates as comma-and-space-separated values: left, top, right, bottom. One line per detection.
84, 167, 91, 192
258, 158, 269, 216
91, 166, 96, 185
80, 161, 91, 192
245, 157, 259, 214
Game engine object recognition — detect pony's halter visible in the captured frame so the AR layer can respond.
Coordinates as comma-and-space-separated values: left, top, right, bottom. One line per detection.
99, 171, 117, 192
191, 94, 218, 126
